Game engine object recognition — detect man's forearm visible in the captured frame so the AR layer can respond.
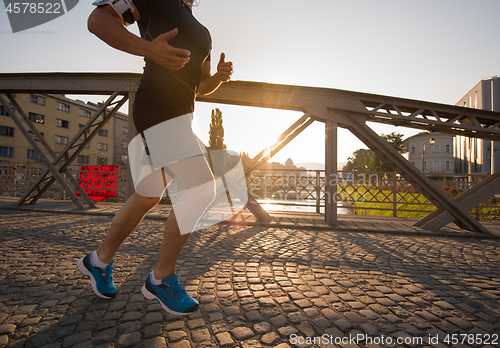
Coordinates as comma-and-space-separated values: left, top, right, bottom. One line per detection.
198, 73, 223, 96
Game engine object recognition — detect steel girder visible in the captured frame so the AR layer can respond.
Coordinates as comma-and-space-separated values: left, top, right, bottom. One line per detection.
198, 81, 500, 233
198, 81, 500, 141
337, 110, 490, 234
2, 74, 499, 232
0, 93, 95, 209
414, 169, 500, 230
1, 92, 128, 207
242, 113, 316, 222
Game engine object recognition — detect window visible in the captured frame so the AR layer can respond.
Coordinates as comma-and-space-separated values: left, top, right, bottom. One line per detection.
79, 109, 92, 118
445, 144, 451, 153
30, 94, 45, 106
122, 127, 128, 135
121, 141, 127, 148
55, 135, 69, 144
55, 118, 69, 128
28, 112, 45, 124
411, 146, 416, 153
0, 126, 14, 136
420, 145, 428, 154
98, 115, 104, 121
433, 160, 441, 172
0, 146, 13, 157
97, 157, 108, 165
0, 105, 14, 116
78, 155, 89, 163
433, 144, 441, 153
56, 101, 70, 112
98, 129, 108, 137
411, 161, 416, 167
97, 143, 108, 151
445, 160, 451, 170
122, 155, 128, 164
423, 161, 427, 171
27, 149, 39, 159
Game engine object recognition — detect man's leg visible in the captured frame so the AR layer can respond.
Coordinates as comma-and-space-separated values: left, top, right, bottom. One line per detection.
77, 192, 161, 299
96, 193, 162, 263
141, 155, 214, 315
153, 210, 190, 279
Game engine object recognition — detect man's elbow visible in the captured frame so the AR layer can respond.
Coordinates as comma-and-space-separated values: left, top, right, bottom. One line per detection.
87, 12, 98, 34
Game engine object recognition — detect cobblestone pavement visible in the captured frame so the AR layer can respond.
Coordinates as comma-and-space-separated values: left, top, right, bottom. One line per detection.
0, 209, 499, 348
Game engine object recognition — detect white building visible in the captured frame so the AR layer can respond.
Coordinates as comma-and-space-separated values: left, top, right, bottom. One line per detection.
404, 132, 455, 176
454, 76, 500, 174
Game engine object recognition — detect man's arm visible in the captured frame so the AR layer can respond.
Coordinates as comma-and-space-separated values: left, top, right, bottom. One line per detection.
198, 52, 233, 96
87, 5, 191, 71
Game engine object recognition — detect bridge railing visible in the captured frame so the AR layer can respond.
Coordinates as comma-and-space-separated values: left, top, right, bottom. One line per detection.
1, 164, 498, 220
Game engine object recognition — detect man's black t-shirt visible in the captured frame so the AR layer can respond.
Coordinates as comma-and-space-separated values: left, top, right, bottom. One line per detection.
132, 0, 212, 133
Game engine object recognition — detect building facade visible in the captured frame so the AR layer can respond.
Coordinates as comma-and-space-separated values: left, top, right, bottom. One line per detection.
454, 76, 500, 174
0, 93, 127, 170
113, 113, 129, 168
404, 132, 455, 176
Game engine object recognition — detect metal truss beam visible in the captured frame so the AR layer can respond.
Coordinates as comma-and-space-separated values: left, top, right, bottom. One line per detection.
2, 74, 499, 231
245, 113, 315, 174
242, 113, 315, 222
23, 92, 128, 206
414, 169, 500, 230
0, 93, 92, 209
4, 92, 128, 207
338, 110, 490, 234
198, 81, 500, 141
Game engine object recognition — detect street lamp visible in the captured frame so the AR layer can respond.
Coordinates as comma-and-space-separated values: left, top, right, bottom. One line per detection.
421, 138, 435, 173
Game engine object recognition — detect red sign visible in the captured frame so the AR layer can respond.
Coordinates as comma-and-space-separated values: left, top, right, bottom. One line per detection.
76, 165, 118, 202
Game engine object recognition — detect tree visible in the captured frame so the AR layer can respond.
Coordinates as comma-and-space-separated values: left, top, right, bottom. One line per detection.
209, 108, 226, 150
343, 132, 404, 171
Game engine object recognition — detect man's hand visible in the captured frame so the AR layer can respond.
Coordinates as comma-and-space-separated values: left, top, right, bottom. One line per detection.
145, 28, 191, 70
216, 52, 233, 82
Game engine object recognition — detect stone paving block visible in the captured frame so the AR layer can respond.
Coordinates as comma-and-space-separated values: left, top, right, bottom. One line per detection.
144, 312, 163, 325
261, 332, 280, 345
0, 324, 16, 335
187, 318, 205, 330
297, 322, 316, 337
117, 332, 141, 347
245, 310, 264, 322
93, 328, 117, 343
269, 315, 288, 328
215, 332, 234, 347
143, 336, 167, 348
230, 326, 254, 340
62, 331, 92, 348
277, 325, 298, 337
208, 312, 223, 322
167, 330, 187, 342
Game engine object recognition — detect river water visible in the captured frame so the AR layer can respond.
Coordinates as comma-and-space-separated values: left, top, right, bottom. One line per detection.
258, 199, 350, 215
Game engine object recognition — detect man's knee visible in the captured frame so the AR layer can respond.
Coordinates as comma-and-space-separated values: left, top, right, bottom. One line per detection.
132, 193, 162, 211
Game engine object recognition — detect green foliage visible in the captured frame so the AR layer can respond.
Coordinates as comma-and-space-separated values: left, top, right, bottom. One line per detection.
209, 108, 226, 150
343, 132, 405, 171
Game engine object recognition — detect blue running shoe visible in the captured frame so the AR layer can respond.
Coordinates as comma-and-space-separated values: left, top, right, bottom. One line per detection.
77, 253, 117, 299
141, 273, 199, 315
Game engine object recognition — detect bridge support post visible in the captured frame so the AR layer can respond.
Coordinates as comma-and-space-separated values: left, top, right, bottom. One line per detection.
325, 120, 338, 225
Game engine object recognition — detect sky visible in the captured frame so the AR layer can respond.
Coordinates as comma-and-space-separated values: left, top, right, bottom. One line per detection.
1, 0, 499, 166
